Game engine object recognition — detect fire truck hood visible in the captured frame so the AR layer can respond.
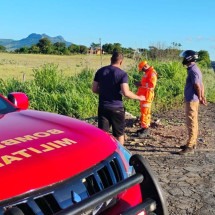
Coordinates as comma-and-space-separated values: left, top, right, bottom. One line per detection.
0, 110, 118, 202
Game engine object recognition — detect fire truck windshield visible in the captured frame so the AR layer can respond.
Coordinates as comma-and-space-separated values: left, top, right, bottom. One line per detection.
0, 96, 17, 114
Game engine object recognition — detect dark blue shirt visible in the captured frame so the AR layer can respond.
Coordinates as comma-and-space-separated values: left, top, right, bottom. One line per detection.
184, 63, 202, 102
94, 65, 128, 108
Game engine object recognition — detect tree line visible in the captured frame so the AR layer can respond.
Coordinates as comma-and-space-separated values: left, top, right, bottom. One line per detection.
0, 38, 211, 68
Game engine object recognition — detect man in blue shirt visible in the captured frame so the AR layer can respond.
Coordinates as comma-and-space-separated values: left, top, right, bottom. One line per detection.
179, 50, 207, 155
92, 52, 145, 145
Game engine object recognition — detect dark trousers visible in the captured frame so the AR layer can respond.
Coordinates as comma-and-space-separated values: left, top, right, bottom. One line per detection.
98, 107, 125, 138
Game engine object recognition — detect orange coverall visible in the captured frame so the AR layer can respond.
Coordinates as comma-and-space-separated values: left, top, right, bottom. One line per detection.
137, 66, 157, 129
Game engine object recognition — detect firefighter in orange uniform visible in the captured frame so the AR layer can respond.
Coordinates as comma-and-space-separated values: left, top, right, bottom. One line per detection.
135, 61, 157, 138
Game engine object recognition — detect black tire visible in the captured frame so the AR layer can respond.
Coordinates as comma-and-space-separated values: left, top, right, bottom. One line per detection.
130, 154, 169, 215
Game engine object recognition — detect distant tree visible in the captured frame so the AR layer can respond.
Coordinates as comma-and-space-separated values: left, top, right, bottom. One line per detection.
53, 42, 67, 55
37, 38, 53, 54
171, 42, 182, 49
112, 43, 122, 53
139, 48, 149, 59
102, 43, 114, 54
198, 50, 211, 68
122, 47, 135, 54
79, 45, 88, 54
29, 45, 40, 54
102, 43, 122, 54
163, 48, 181, 61
68, 44, 80, 54
0, 45, 6, 52
90, 43, 100, 49
148, 46, 158, 60
145, 42, 182, 61
15, 47, 29, 54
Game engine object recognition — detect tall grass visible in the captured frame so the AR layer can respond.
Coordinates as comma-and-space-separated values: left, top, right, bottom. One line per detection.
0, 61, 214, 119
124, 61, 186, 114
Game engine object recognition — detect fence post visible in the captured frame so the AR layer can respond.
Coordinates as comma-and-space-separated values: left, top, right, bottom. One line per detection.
22, 73, 26, 82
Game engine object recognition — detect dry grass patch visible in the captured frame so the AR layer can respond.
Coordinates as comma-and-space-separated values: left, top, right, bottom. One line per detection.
0, 53, 135, 81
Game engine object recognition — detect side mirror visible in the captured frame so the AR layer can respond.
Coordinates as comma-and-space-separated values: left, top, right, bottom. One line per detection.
7, 92, 29, 110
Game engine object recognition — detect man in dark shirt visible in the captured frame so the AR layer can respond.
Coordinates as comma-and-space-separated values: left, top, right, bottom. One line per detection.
92, 52, 145, 145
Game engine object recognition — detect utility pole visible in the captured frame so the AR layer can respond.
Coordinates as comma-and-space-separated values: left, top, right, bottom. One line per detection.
99, 38, 102, 67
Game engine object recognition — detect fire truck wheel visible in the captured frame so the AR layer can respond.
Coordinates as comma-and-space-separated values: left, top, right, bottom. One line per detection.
130, 154, 169, 215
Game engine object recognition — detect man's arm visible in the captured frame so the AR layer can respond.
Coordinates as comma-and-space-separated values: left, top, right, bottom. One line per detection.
194, 83, 207, 105
121, 83, 145, 101
201, 83, 205, 97
92, 81, 99, 94
200, 82, 207, 105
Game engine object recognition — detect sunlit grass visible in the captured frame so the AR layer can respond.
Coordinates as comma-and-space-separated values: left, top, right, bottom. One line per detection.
0, 53, 135, 81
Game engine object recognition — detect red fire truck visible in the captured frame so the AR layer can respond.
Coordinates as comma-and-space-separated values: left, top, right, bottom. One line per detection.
0, 92, 168, 215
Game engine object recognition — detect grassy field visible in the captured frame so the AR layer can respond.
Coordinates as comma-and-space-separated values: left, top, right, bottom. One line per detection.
1, 53, 214, 118
0, 53, 136, 81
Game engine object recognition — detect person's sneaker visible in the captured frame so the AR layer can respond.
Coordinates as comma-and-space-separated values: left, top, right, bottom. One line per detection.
179, 145, 186, 150
137, 128, 149, 138
179, 146, 194, 155
180, 145, 197, 150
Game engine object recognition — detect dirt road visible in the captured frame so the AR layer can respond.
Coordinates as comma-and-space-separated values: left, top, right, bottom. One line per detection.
125, 103, 215, 214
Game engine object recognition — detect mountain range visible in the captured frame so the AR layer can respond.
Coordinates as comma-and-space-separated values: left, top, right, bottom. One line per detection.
0, 33, 72, 51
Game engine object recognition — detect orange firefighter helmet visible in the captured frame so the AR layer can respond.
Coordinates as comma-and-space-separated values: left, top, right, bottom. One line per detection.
138, 61, 148, 71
